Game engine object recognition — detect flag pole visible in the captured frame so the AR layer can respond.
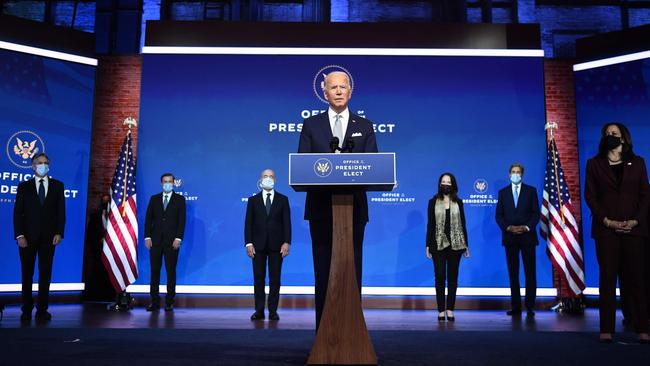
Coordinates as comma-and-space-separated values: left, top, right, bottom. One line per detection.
107, 117, 138, 312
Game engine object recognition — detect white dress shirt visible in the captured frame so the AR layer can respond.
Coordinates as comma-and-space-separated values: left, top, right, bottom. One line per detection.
511, 183, 529, 231
262, 189, 275, 205
35, 175, 49, 197
328, 107, 350, 141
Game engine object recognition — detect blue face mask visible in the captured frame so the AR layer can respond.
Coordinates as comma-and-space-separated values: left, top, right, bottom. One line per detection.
35, 163, 49, 177
510, 173, 522, 185
260, 177, 275, 190
162, 182, 173, 193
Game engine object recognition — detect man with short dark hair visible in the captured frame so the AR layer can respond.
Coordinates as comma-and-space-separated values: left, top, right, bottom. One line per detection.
13, 152, 66, 322
496, 163, 540, 317
144, 173, 186, 311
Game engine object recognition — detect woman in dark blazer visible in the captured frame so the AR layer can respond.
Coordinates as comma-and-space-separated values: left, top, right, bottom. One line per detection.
585, 122, 650, 343
426, 172, 469, 321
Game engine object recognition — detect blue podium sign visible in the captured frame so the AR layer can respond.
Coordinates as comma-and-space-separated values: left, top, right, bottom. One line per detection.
289, 153, 396, 191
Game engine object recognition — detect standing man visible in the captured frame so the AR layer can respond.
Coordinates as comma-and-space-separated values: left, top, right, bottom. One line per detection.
144, 173, 186, 312
495, 163, 540, 317
13, 153, 65, 322
298, 71, 378, 329
244, 169, 291, 321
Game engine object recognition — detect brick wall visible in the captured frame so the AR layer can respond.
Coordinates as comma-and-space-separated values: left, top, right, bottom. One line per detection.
86, 55, 142, 216
543, 59, 582, 297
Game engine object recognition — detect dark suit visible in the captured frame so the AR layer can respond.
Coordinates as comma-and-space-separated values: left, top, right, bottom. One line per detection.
585, 155, 649, 333
298, 110, 378, 328
244, 190, 291, 314
13, 177, 66, 313
144, 191, 186, 306
496, 183, 540, 312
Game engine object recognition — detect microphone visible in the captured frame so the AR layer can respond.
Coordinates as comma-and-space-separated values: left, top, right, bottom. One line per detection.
344, 138, 355, 153
330, 137, 340, 153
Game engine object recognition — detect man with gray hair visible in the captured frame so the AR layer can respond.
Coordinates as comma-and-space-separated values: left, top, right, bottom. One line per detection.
298, 71, 378, 329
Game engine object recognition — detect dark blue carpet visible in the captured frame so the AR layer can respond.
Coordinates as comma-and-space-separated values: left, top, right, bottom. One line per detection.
0, 328, 648, 365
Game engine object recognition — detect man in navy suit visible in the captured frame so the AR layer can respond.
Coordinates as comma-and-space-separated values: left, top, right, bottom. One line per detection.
298, 71, 378, 329
244, 169, 291, 321
13, 153, 65, 322
496, 163, 540, 317
144, 173, 186, 312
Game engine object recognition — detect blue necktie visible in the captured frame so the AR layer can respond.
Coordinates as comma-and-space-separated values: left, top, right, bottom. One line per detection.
38, 179, 45, 205
514, 185, 519, 208
265, 193, 272, 215
333, 114, 343, 149
163, 194, 169, 210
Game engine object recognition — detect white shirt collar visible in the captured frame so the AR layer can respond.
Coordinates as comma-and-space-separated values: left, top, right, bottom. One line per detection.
328, 107, 349, 121
34, 175, 49, 196
511, 182, 521, 191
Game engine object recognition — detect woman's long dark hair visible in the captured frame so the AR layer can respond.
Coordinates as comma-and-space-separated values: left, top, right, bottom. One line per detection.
434, 172, 460, 203
597, 122, 635, 161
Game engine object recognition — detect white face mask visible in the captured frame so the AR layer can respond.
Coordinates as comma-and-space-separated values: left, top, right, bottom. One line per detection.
260, 177, 275, 190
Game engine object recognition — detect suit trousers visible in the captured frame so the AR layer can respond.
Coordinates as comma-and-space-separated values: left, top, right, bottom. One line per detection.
432, 246, 464, 312
505, 241, 537, 312
309, 219, 365, 330
595, 235, 648, 333
252, 248, 283, 314
149, 245, 179, 306
19, 235, 56, 313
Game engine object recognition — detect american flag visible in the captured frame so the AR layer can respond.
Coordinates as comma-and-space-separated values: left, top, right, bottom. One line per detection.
540, 138, 585, 296
101, 131, 138, 293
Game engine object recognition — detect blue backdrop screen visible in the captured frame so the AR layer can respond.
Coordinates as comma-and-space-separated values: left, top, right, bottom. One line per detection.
137, 53, 551, 289
575, 57, 650, 287
0, 48, 95, 284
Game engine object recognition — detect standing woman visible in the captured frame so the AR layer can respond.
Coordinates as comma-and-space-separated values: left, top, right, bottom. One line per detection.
585, 122, 650, 343
426, 173, 470, 321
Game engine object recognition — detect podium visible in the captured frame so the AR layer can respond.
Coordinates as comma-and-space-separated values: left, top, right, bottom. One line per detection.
289, 153, 396, 365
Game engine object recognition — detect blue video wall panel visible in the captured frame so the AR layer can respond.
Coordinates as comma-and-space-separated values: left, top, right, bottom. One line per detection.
137, 53, 551, 289
0, 48, 95, 284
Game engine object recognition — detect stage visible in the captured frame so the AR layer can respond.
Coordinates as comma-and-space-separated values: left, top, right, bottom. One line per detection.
1, 305, 648, 365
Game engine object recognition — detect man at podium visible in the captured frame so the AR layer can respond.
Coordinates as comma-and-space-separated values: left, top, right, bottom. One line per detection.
298, 71, 378, 329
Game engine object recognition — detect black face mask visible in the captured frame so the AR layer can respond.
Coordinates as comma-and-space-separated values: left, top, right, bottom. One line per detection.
604, 135, 622, 151
440, 185, 453, 195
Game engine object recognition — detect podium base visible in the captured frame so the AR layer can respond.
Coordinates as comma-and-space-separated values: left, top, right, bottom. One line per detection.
307, 194, 377, 365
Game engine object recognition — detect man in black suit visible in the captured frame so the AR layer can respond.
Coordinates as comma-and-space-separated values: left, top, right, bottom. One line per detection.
496, 163, 540, 317
298, 71, 378, 329
245, 169, 292, 321
144, 173, 186, 312
13, 153, 65, 322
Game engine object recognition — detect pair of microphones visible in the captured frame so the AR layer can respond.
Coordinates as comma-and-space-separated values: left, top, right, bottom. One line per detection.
329, 137, 355, 153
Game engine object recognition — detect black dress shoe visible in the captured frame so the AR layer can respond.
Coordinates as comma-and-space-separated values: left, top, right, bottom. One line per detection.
507, 310, 522, 316
526, 310, 535, 318
164, 304, 174, 312
34, 311, 52, 321
250, 312, 265, 320
20, 312, 31, 322
269, 312, 280, 321
146, 304, 160, 312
